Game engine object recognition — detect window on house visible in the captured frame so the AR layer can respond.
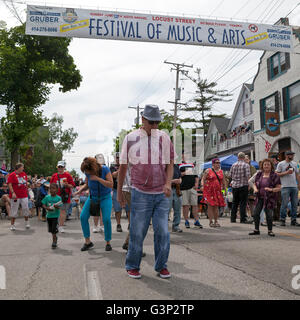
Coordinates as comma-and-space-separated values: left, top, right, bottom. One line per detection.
268, 53, 290, 80
265, 95, 276, 112
283, 81, 300, 120
211, 133, 217, 147
243, 99, 253, 116
259, 92, 280, 128
289, 82, 300, 117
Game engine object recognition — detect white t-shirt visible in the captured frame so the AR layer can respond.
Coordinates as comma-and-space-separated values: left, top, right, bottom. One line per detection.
276, 160, 299, 188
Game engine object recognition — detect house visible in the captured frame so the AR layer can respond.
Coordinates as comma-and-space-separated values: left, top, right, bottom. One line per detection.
252, 18, 300, 162
204, 117, 230, 161
204, 83, 256, 161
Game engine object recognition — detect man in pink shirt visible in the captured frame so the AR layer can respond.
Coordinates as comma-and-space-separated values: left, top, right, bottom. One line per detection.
117, 105, 174, 279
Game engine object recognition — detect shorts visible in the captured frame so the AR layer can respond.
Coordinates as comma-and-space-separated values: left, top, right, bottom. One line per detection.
47, 218, 59, 234
10, 197, 30, 218
182, 189, 198, 206
0, 198, 5, 207
28, 200, 34, 209
112, 189, 129, 213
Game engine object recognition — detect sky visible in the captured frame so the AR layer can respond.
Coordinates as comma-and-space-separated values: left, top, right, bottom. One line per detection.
0, 0, 300, 176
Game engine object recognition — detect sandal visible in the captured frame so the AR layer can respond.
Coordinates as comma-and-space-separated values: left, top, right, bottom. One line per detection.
209, 222, 215, 228
268, 231, 275, 237
215, 223, 221, 228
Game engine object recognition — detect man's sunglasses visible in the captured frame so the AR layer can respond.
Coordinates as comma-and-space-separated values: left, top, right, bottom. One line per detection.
148, 120, 160, 125
58, 166, 64, 168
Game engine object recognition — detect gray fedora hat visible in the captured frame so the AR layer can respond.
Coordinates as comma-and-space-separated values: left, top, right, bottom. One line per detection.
141, 105, 162, 122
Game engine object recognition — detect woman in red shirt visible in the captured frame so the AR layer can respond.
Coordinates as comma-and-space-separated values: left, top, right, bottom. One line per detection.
7, 163, 30, 231
201, 158, 226, 228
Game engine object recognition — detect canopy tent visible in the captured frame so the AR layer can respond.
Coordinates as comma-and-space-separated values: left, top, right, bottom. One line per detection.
202, 155, 259, 171
0, 169, 8, 175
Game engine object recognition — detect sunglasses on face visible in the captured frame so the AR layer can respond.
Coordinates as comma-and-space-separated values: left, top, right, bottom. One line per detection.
148, 120, 160, 125
58, 166, 64, 169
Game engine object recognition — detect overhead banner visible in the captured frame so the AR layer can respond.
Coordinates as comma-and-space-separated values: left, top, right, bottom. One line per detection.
25, 5, 294, 52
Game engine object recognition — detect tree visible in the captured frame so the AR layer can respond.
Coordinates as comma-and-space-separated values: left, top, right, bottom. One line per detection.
0, 23, 82, 167
180, 68, 231, 139
22, 114, 78, 176
69, 169, 78, 178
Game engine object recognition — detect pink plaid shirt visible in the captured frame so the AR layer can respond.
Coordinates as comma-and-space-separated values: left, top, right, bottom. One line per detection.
229, 160, 251, 188
120, 128, 174, 193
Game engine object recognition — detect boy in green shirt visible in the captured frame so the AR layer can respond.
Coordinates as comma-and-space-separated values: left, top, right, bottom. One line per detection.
42, 184, 62, 249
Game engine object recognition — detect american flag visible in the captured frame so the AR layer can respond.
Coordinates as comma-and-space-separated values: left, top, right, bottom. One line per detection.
265, 140, 272, 153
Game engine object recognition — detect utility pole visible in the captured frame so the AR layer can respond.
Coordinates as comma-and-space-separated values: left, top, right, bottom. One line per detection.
164, 61, 193, 131
128, 105, 144, 128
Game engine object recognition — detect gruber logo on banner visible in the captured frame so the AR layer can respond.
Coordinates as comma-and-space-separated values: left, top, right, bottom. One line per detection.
25, 5, 294, 53
265, 112, 280, 137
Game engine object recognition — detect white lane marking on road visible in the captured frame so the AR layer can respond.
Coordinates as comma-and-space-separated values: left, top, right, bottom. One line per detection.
84, 267, 103, 300
0, 265, 6, 290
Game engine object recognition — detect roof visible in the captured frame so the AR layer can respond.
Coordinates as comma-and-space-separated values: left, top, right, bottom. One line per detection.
244, 83, 253, 92
228, 83, 252, 130
211, 117, 230, 134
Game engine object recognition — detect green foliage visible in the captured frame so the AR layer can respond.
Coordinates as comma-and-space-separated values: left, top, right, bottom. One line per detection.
0, 23, 82, 167
113, 128, 133, 154
69, 169, 78, 178
180, 68, 231, 138
22, 114, 78, 176
47, 113, 78, 154
158, 109, 183, 132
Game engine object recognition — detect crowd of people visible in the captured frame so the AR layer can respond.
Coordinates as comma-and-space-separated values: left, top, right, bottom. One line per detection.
219, 121, 252, 142
1, 105, 300, 280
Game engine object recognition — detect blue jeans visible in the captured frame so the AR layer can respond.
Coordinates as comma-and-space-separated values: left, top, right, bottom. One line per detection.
169, 189, 182, 229
125, 189, 170, 272
112, 189, 129, 213
80, 194, 112, 241
280, 187, 298, 221
67, 200, 77, 216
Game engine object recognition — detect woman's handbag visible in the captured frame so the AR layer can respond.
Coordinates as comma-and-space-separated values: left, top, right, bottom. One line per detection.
89, 166, 102, 216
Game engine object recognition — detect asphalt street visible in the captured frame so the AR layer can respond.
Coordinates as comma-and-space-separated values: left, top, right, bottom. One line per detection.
0, 212, 300, 300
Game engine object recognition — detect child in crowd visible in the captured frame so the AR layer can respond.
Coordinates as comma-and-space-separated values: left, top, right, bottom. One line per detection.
42, 183, 62, 249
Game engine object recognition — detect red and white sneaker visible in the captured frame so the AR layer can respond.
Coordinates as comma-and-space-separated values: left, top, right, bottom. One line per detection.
159, 268, 171, 279
127, 269, 141, 279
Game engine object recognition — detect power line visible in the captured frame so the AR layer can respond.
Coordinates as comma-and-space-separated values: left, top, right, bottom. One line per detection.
285, 2, 300, 17
205, 0, 288, 82
214, 50, 253, 83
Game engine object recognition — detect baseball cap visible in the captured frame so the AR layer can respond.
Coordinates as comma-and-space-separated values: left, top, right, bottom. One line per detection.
285, 151, 295, 156
43, 181, 50, 188
57, 160, 66, 167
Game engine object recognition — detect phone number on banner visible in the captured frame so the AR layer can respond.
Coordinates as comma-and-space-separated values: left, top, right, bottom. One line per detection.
31, 27, 58, 32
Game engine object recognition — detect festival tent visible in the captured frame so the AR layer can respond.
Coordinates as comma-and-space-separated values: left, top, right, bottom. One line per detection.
202, 155, 259, 171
